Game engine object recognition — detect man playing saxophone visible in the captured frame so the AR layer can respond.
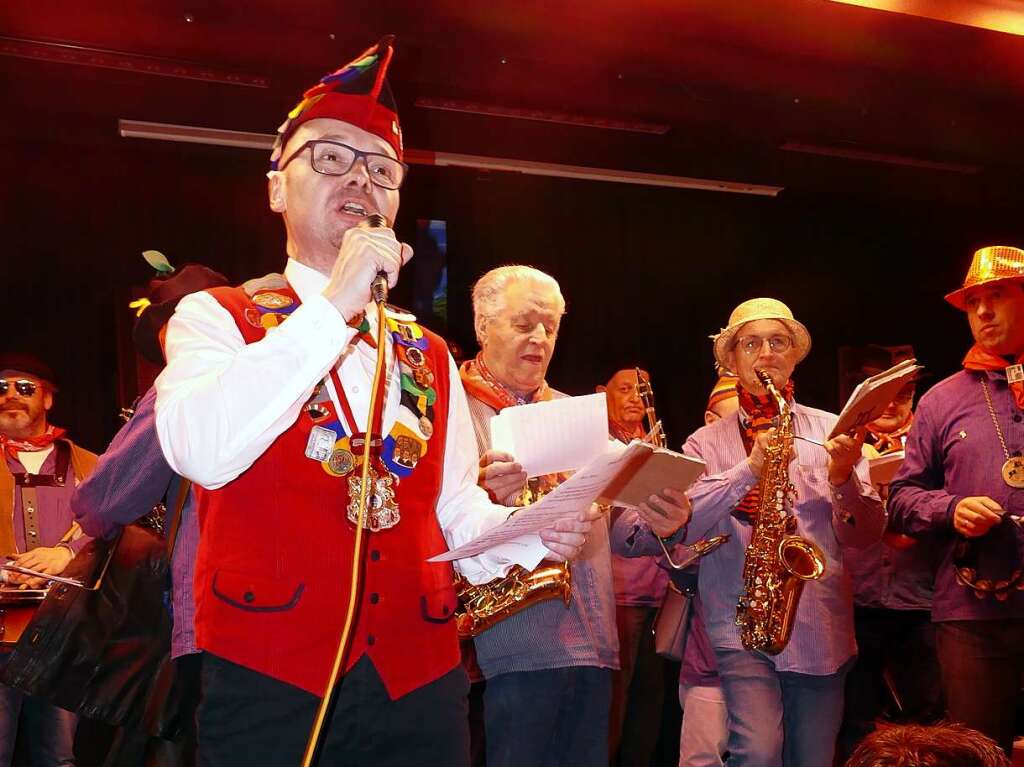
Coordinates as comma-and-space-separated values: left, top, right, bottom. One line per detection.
618, 298, 885, 767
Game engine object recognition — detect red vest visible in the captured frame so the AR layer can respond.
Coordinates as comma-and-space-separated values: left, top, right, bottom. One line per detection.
192, 285, 459, 699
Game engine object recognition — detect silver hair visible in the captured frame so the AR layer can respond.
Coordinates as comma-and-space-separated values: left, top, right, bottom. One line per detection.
471, 265, 566, 345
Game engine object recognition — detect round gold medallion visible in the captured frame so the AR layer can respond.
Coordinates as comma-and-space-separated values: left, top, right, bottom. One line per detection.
1002, 456, 1024, 489
328, 448, 355, 476
419, 416, 434, 438
253, 292, 293, 309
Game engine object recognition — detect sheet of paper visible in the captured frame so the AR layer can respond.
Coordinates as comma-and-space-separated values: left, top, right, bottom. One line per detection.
869, 451, 904, 487
489, 392, 610, 478
429, 441, 634, 563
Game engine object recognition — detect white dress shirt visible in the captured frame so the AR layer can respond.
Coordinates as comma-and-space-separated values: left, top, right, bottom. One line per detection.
154, 258, 522, 584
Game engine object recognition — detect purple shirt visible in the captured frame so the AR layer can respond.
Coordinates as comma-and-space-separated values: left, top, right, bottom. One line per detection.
71, 387, 199, 657
5, 446, 91, 554
616, 402, 885, 676
888, 369, 1024, 622
843, 538, 935, 611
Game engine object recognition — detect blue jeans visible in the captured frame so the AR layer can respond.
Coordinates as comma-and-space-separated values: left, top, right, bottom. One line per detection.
0, 683, 76, 767
715, 649, 848, 767
484, 666, 611, 767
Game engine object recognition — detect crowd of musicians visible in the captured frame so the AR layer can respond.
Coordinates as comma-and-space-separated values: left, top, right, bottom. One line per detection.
1, 36, 1022, 767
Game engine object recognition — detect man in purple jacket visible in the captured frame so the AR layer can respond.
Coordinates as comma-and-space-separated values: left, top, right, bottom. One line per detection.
888, 245, 1024, 755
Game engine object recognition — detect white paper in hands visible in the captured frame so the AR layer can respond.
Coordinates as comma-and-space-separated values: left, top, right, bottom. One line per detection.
489, 392, 610, 478
430, 441, 707, 563
430, 441, 632, 563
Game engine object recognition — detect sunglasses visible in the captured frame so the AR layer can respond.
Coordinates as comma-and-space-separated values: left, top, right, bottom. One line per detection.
0, 379, 39, 397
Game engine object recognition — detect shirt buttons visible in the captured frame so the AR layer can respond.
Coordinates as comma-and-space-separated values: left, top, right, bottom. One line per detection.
370, 550, 381, 562
243, 591, 255, 603
352, 386, 360, 394
367, 635, 376, 646
1014, 414, 1022, 423
369, 593, 380, 604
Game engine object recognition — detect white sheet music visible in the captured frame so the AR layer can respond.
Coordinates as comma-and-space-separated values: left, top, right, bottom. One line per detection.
429, 441, 633, 563
489, 392, 610, 478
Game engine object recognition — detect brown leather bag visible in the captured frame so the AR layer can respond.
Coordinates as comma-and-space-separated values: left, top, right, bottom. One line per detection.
653, 580, 693, 661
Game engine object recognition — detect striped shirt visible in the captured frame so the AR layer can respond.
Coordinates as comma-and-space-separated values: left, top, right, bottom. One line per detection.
624, 402, 885, 676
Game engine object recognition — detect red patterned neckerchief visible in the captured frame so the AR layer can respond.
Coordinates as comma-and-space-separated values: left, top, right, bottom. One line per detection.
734, 381, 795, 517
867, 412, 913, 455
459, 354, 563, 506
609, 419, 644, 445
963, 344, 1024, 410
459, 354, 552, 412
1, 425, 67, 460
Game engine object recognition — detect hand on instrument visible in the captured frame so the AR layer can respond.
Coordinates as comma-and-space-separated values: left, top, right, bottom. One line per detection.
747, 428, 793, 477
825, 428, 867, 486
638, 488, 691, 539
6, 546, 73, 588
540, 504, 604, 562
954, 496, 1004, 538
322, 225, 413, 321
478, 450, 528, 505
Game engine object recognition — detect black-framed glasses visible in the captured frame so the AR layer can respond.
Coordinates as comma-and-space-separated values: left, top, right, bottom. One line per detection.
0, 379, 38, 397
735, 335, 793, 356
278, 139, 408, 190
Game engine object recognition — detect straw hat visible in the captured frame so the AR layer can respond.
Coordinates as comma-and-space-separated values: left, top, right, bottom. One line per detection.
712, 298, 812, 374
945, 245, 1024, 310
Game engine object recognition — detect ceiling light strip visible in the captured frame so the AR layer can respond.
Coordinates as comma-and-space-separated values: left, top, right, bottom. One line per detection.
118, 119, 782, 196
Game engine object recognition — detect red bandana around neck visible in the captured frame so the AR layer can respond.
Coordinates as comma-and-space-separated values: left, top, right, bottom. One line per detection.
735, 380, 795, 517
1, 425, 66, 460
459, 354, 551, 412
963, 344, 1024, 410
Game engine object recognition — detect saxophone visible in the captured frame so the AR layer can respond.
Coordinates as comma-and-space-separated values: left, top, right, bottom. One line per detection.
735, 370, 826, 655
454, 474, 572, 639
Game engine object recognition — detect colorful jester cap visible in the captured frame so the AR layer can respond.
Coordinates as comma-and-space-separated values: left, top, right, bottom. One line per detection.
270, 35, 403, 170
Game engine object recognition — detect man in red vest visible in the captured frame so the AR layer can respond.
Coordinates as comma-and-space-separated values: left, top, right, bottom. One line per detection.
153, 38, 595, 767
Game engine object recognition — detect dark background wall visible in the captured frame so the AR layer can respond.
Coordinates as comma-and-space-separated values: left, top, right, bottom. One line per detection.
5, 132, 1021, 453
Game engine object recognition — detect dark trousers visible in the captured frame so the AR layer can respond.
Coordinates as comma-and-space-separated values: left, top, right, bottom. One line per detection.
837, 607, 943, 760
484, 666, 612, 767
935, 619, 1024, 755
609, 605, 665, 767
197, 653, 470, 767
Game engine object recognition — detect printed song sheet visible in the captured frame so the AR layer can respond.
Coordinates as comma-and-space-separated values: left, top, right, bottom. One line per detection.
489, 392, 610, 477
430, 441, 707, 563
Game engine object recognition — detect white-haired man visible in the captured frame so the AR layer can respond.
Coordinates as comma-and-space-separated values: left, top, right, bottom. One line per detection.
614, 298, 885, 767
459, 265, 691, 767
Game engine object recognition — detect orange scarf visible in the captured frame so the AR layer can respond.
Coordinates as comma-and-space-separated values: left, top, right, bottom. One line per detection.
963, 344, 1024, 410
459, 354, 563, 505
459, 354, 552, 411
867, 412, 913, 455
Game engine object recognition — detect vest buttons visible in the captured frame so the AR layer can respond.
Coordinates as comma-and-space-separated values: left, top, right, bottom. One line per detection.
243, 591, 255, 603
367, 635, 376, 646
369, 593, 380, 604
370, 550, 381, 562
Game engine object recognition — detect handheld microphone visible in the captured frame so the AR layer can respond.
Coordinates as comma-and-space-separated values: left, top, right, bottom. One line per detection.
358, 213, 390, 304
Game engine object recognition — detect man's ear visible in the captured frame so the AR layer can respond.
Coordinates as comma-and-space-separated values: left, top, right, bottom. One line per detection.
474, 315, 488, 348
267, 171, 287, 213
704, 410, 716, 426
595, 385, 607, 394
43, 390, 53, 413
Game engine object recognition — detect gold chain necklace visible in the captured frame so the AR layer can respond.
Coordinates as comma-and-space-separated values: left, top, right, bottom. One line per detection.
980, 378, 1024, 488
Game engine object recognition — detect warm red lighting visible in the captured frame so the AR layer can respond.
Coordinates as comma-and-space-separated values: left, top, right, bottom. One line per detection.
827, 0, 1024, 36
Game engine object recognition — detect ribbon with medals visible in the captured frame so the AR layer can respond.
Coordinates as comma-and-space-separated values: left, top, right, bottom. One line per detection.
250, 287, 437, 531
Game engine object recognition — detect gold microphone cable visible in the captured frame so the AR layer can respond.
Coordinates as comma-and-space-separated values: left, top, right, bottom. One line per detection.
301, 273, 390, 767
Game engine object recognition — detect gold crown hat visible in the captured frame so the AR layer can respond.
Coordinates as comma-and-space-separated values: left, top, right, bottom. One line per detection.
712, 298, 812, 374
945, 246, 1024, 310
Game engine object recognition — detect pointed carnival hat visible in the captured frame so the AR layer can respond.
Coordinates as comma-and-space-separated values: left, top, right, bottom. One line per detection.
269, 35, 403, 170
706, 374, 739, 411
711, 298, 812, 374
945, 245, 1024, 310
